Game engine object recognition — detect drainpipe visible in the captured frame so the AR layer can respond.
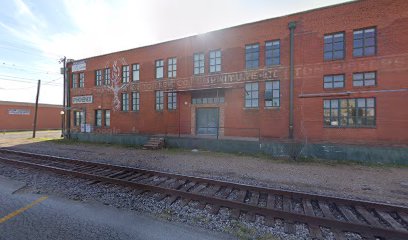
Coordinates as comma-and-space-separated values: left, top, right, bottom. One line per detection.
288, 21, 296, 139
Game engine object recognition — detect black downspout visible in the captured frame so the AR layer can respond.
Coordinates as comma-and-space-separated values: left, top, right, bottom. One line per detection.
67, 66, 71, 139
288, 21, 296, 139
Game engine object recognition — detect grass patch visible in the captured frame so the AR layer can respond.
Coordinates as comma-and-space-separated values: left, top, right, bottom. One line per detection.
48, 138, 143, 149
225, 221, 280, 240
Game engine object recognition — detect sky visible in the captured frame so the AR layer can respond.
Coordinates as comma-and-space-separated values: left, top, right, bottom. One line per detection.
0, 0, 351, 105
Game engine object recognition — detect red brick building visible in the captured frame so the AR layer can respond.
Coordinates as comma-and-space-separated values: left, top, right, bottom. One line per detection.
66, 0, 408, 146
0, 101, 62, 131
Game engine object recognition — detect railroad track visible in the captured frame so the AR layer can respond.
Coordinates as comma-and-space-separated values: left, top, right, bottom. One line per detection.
0, 148, 407, 240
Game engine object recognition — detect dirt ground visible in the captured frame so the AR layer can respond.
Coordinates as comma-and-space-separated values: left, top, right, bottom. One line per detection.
1, 130, 407, 207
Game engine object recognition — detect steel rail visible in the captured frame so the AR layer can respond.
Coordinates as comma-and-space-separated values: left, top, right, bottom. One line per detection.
0, 149, 407, 239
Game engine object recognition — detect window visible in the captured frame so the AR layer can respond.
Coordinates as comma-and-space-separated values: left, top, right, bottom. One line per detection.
168, 92, 177, 110
104, 68, 111, 85
324, 32, 344, 60
191, 89, 224, 104
122, 65, 129, 83
324, 98, 375, 127
95, 110, 102, 127
353, 72, 376, 87
245, 43, 259, 69
74, 111, 84, 126
132, 92, 140, 111
265, 40, 280, 66
353, 28, 376, 57
167, 58, 177, 78
95, 70, 102, 86
121, 93, 129, 111
244, 82, 259, 108
324, 74, 345, 89
209, 50, 221, 73
155, 91, 164, 110
72, 74, 78, 88
193, 53, 205, 75
79, 73, 84, 88
105, 110, 110, 127
132, 64, 140, 81
265, 80, 280, 107
156, 60, 164, 79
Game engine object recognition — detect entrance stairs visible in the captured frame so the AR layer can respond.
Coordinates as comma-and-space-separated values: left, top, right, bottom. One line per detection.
143, 136, 165, 150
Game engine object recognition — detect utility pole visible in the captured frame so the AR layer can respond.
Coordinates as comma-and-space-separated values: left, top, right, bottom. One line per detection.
32, 80, 41, 138
60, 57, 66, 138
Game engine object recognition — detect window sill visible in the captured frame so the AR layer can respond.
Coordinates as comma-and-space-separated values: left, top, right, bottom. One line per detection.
323, 125, 376, 129
352, 54, 376, 59
243, 107, 259, 111
264, 106, 280, 110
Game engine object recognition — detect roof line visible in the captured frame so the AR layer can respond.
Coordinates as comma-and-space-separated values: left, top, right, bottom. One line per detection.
70, 0, 358, 62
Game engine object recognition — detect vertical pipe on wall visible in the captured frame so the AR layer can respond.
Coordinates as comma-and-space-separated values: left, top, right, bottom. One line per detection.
288, 21, 296, 139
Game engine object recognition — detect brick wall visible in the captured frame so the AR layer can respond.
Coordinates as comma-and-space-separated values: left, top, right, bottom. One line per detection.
67, 0, 408, 145
0, 101, 62, 131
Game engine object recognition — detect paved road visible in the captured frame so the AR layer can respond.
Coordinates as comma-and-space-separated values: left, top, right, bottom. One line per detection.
0, 176, 234, 240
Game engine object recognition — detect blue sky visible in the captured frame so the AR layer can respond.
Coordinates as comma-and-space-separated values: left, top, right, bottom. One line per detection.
0, 0, 350, 104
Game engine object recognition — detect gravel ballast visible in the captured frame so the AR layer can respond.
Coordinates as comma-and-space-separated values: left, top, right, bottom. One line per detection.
0, 131, 407, 239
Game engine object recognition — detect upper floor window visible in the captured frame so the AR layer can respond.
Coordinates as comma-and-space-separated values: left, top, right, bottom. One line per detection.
155, 90, 164, 111
121, 93, 129, 111
168, 92, 177, 110
168, 58, 177, 78
353, 72, 376, 87
104, 68, 111, 85
72, 74, 78, 88
209, 50, 221, 73
95, 70, 102, 86
132, 92, 140, 111
95, 110, 102, 127
265, 40, 280, 66
122, 65, 129, 83
265, 80, 280, 107
244, 82, 259, 108
194, 53, 205, 75
353, 27, 376, 57
132, 64, 140, 81
156, 59, 164, 79
79, 73, 84, 88
245, 43, 259, 69
324, 32, 344, 60
324, 74, 344, 89
105, 110, 110, 127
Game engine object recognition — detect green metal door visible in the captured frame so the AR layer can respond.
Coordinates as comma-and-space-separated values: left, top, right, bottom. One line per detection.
196, 108, 219, 135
